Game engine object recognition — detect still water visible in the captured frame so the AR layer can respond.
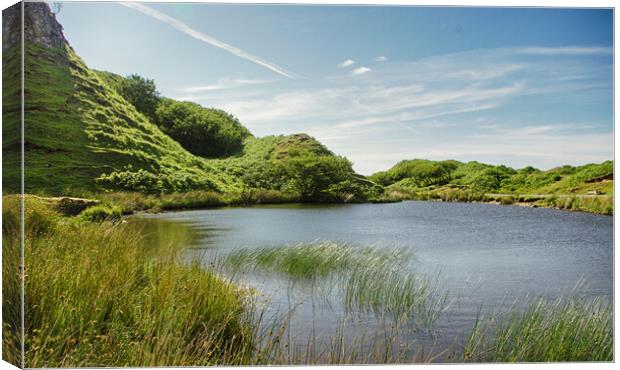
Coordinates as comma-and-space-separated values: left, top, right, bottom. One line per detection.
134, 201, 613, 356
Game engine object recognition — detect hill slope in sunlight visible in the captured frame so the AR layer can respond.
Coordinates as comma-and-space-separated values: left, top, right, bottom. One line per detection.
2, 3, 365, 198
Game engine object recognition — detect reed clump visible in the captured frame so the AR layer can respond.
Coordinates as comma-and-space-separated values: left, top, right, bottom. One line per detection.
225, 243, 445, 327
464, 296, 613, 362
226, 242, 407, 280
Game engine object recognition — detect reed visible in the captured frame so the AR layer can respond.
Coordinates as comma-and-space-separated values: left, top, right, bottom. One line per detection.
225, 243, 446, 328
463, 296, 613, 362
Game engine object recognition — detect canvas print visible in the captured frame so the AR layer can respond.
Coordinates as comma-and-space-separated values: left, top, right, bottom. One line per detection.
1, 1, 614, 367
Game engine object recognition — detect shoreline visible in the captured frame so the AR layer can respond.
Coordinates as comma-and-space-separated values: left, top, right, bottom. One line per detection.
13, 191, 611, 217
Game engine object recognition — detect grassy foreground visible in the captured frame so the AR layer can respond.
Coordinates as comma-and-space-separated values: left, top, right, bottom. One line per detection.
3, 195, 253, 367
2, 195, 613, 365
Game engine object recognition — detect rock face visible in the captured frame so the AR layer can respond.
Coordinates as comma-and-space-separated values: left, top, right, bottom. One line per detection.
2, 2, 67, 50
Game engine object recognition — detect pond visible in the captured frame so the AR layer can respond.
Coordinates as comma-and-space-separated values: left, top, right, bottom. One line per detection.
132, 201, 613, 360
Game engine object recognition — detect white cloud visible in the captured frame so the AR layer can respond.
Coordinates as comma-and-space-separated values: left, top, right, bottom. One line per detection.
374, 55, 388, 62
119, 2, 299, 79
180, 78, 269, 94
351, 66, 371, 75
338, 59, 355, 68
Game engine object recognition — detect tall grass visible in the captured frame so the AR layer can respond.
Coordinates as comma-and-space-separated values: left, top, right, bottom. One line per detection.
95, 190, 299, 214
464, 296, 613, 362
226, 242, 408, 280
543, 195, 613, 215
4, 196, 254, 367
2, 196, 24, 367
225, 243, 446, 328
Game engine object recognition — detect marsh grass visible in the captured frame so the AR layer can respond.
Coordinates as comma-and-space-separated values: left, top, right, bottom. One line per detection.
225, 243, 446, 328
4, 195, 255, 367
463, 296, 613, 362
226, 242, 408, 280
342, 266, 447, 328
543, 195, 613, 215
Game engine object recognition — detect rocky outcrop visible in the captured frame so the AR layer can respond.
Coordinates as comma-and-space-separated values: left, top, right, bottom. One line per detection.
2, 2, 67, 50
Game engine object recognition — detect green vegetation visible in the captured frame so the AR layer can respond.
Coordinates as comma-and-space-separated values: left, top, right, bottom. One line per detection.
3, 196, 253, 367
538, 194, 613, 215
93, 190, 298, 214
116, 74, 160, 122
154, 98, 250, 158
5, 41, 373, 202
78, 204, 122, 223
3, 42, 245, 195
226, 242, 406, 280
464, 296, 613, 362
374, 159, 613, 195
372, 159, 613, 214
226, 243, 446, 326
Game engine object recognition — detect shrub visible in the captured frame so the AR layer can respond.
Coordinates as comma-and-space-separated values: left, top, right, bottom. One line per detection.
79, 205, 122, 222
96, 168, 217, 194
116, 74, 160, 121
155, 99, 250, 158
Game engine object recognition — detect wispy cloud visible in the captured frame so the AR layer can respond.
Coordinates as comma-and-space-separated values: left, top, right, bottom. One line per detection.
180, 78, 269, 93
184, 45, 611, 174
374, 55, 388, 62
517, 46, 612, 55
119, 2, 299, 79
352, 66, 371, 75
338, 59, 355, 68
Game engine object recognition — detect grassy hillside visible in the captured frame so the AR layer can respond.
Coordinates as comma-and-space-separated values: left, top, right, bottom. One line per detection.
3, 42, 248, 195
372, 159, 613, 195
3, 39, 369, 201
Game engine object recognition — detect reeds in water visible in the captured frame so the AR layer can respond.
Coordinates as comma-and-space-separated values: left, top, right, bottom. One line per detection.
463, 296, 613, 362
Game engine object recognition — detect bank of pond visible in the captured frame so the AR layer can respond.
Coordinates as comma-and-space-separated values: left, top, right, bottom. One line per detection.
58, 188, 614, 218
2, 195, 613, 366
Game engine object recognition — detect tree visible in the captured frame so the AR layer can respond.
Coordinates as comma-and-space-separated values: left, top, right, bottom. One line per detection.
118, 74, 160, 121
280, 155, 356, 201
154, 99, 250, 157
479, 165, 516, 191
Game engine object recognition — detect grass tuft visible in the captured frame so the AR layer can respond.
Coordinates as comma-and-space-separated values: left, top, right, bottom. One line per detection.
464, 296, 613, 362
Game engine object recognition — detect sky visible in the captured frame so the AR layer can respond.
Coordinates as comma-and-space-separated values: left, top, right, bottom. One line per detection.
56, 2, 613, 175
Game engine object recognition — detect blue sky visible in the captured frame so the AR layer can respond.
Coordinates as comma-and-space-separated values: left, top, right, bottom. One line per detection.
56, 2, 613, 175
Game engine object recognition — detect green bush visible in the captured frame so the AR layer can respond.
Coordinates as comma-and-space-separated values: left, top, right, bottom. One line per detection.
79, 205, 122, 222
96, 168, 217, 194
116, 74, 160, 121
154, 99, 250, 158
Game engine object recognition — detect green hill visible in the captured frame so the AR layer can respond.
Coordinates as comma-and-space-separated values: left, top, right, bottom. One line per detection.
2, 3, 368, 202
3, 41, 252, 195
372, 159, 613, 195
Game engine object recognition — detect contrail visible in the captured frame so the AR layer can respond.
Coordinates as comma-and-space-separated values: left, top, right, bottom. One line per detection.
119, 2, 299, 79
